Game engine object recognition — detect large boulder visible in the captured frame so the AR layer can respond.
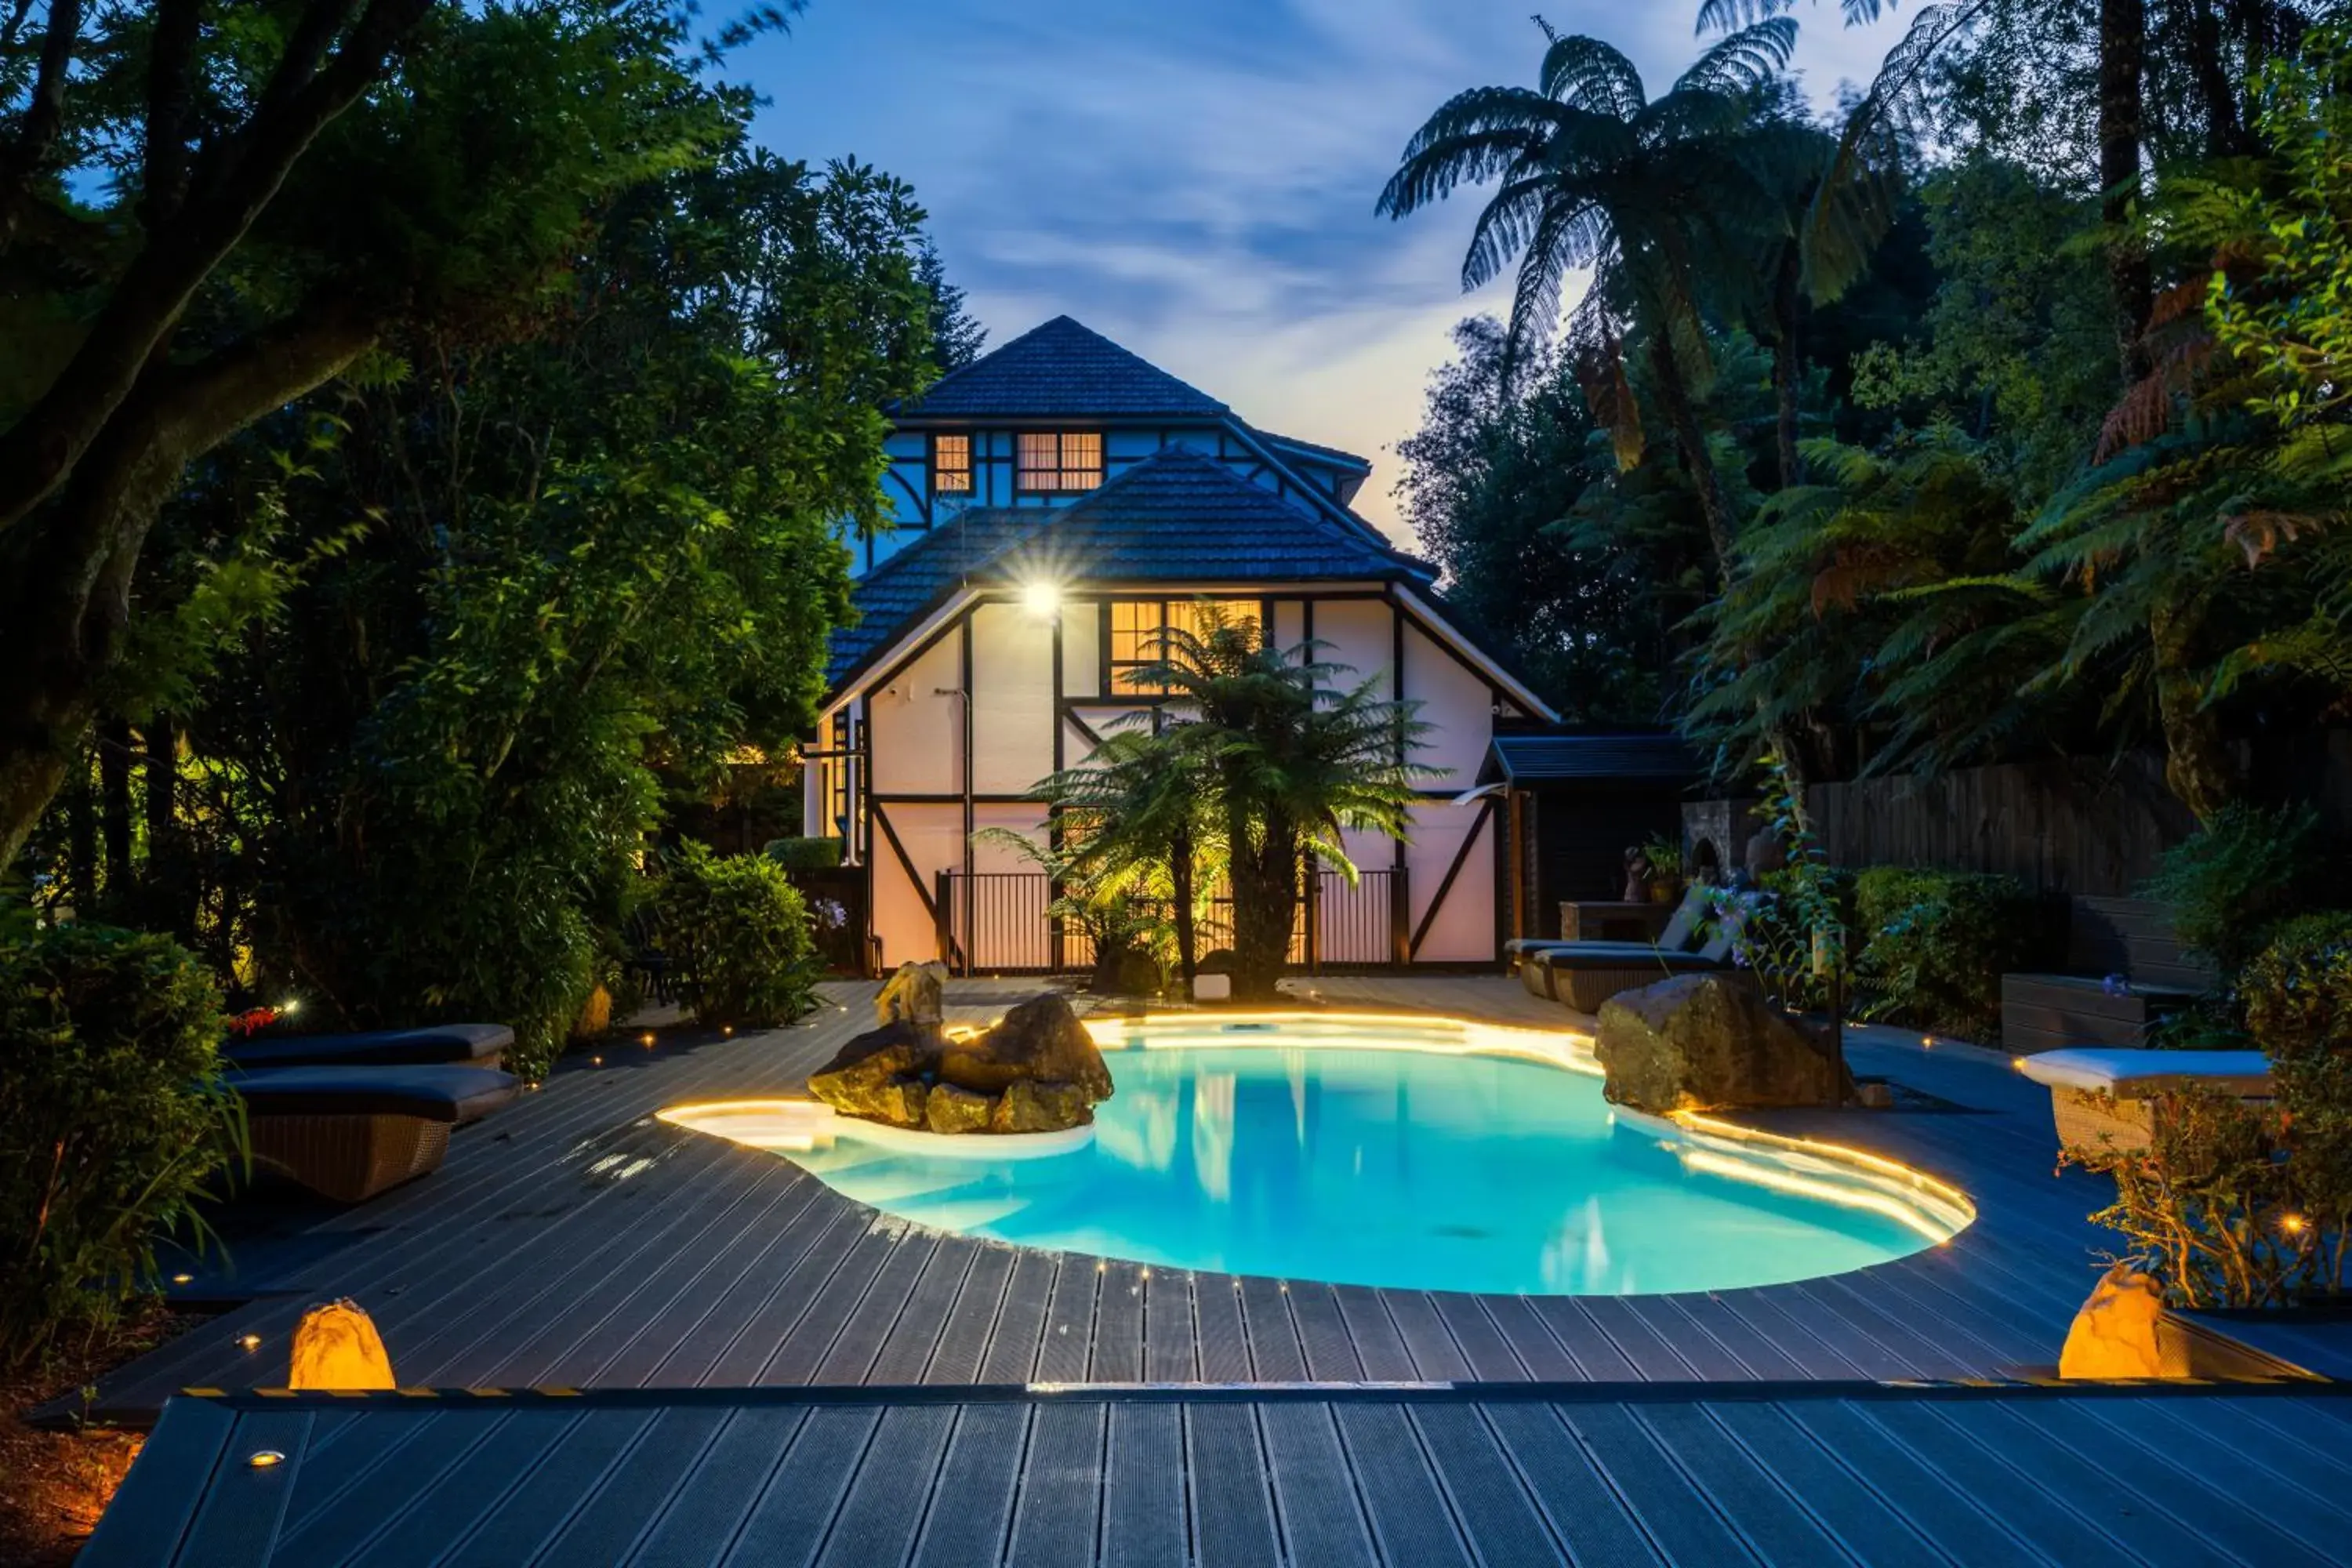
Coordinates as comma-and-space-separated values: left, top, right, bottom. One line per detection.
875, 960, 948, 1026
808, 1020, 942, 1127
808, 995, 1110, 1135
938, 994, 1114, 1102
1594, 973, 1849, 1114
991, 1077, 1093, 1133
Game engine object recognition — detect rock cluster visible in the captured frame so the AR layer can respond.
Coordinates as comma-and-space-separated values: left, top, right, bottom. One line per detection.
1593, 972, 1850, 1114
808, 976, 1112, 1134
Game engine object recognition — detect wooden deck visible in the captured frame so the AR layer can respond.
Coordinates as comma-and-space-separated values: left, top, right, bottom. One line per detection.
84, 1382, 2352, 1566
74, 976, 2145, 1421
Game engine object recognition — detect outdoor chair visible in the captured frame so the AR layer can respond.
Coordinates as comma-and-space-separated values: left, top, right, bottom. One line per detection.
2015, 1047, 2273, 1153
222, 1022, 513, 1072
227, 1064, 521, 1203
1507, 885, 1709, 973
1519, 890, 1744, 1012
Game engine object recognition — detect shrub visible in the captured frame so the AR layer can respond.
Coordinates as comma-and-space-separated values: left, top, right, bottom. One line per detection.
0, 923, 241, 1370
653, 843, 818, 1027
762, 837, 845, 872
1853, 868, 2032, 1040
2140, 803, 2327, 971
2241, 911, 2352, 1058
2069, 913, 2352, 1307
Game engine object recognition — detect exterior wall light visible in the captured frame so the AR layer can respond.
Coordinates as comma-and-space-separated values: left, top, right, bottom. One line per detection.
1021, 579, 1062, 620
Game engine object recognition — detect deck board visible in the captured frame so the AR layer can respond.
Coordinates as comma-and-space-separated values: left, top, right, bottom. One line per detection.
87, 1385, 2352, 1568
82, 977, 2352, 1428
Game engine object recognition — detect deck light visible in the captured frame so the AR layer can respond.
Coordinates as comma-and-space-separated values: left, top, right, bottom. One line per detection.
281, 999, 301, 1016
171, 1273, 193, 1285
641, 1033, 655, 1047
238, 1334, 262, 1351
1021, 577, 1062, 620
2283, 1214, 2308, 1234
247, 1450, 285, 1469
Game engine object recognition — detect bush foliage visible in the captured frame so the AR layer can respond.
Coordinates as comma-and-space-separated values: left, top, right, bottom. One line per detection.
1853, 867, 2033, 1040
2140, 803, 2327, 971
0, 924, 241, 1370
762, 837, 845, 872
654, 844, 818, 1028
2071, 913, 2352, 1308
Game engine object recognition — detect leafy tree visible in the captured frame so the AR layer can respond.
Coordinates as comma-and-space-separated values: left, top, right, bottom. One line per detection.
916, 240, 989, 371
1105, 615, 1429, 1002
0, 0, 772, 866
120, 145, 936, 1076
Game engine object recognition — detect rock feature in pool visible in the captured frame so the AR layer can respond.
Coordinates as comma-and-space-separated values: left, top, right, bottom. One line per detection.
808, 993, 1113, 1134
1595, 973, 1852, 1113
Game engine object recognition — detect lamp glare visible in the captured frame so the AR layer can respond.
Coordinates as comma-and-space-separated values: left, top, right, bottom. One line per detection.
1022, 579, 1061, 619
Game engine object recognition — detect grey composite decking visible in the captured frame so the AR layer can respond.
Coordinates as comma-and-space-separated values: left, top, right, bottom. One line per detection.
78, 978, 2165, 1422
83, 1383, 2352, 1567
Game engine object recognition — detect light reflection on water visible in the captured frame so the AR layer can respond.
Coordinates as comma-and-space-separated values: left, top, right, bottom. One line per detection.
779, 1042, 1959, 1297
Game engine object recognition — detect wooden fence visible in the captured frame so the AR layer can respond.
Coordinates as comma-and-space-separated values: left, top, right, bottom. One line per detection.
1682, 733, 2351, 898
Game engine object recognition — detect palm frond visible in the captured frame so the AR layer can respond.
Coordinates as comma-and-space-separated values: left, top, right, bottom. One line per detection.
1539, 33, 1645, 115
1675, 17, 1798, 96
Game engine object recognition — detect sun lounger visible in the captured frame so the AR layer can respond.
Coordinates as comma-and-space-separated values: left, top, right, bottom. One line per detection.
223, 1023, 513, 1071
1508, 886, 1711, 980
227, 1065, 520, 1203
1517, 887, 1740, 1009
2015, 1047, 2273, 1152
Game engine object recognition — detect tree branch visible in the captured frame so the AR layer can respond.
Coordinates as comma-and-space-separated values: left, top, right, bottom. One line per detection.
140, 0, 207, 230
0, 0, 434, 537
0, 0, 85, 253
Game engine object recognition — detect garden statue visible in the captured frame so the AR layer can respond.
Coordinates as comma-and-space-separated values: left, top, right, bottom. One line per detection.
1621, 845, 1653, 902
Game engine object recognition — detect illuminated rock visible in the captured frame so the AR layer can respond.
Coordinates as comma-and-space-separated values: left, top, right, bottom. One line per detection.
875, 960, 948, 1026
288, 1299, 395, 1390
992, 1077, 1093, 1133
1595, 973, 1848, 1113
926, 1083, 993, 1134
2060, 1262, 2190, 1379
807, 1022, 938, 1127
939, 994, 1113, 1102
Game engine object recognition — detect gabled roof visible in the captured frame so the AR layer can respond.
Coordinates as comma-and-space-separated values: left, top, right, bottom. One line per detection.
893, 316, 1229, 419
826, 448, 1431, 695
1486, 733, 1698, 785
1255, 428, 1372, 474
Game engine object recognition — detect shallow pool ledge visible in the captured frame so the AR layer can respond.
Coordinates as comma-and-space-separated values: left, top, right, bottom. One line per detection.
658, 1097, 1095, 1160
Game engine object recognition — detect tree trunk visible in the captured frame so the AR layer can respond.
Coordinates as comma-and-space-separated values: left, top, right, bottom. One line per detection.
96, 717, 132, 897
64, 746, 96, 909
1228, 811, 1296, 1003
146, 712, 191, 935
2187, 0, 2250, 157
0, 303, 377, 868
1171, 821, 1197, 989
2100, 0, 2154, 383
1770, 247, 1803, 492
2151, 604, 2234, 822
1646, 329, 1738, 579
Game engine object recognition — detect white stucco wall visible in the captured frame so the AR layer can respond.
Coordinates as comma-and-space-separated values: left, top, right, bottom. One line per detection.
970, 604, 1055, 796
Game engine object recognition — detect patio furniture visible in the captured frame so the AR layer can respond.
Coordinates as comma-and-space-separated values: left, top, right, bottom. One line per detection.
2014, 1047, 2272, 1153
1508, 886, 1708, 971
222, 1023, 513, 1072
2001, 895, 2211, 1054
1555, 898, 1672, 943
1521, 899, 1744, 1011
227, 1064, 521, 1203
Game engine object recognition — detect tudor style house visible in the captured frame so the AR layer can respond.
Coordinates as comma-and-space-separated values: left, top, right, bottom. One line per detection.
804, 316, 1559, 974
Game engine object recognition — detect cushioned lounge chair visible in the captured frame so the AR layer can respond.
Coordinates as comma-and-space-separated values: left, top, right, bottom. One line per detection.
2015, 1047, 2272, 1152
223, 1022, 513, 1071
1508, 885, 1709, 970
227, 1064, 519, 1203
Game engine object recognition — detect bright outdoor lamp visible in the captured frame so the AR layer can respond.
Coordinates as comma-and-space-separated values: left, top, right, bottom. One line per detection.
1021, 578, 1062, 619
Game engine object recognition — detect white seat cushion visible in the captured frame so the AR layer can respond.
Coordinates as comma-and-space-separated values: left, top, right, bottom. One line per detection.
2017, 1048, 2272, 1098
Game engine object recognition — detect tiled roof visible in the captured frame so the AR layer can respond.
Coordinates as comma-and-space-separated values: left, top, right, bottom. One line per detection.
1255, 428, 1371, 472
892, 316, 1229, 419
826, 448, 1430, 695
1487, 733, 1698, 783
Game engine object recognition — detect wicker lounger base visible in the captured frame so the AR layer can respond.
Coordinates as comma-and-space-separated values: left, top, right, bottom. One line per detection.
1553, 966, 1702, 1013
249, 1112, 452, 1203
2048, 1087, 2277, 1156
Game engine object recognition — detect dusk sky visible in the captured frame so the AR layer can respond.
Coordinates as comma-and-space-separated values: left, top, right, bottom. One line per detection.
746, 2, 1917, 543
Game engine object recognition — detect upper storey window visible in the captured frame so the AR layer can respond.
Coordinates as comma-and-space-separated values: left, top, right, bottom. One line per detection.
932, 434, 972, 494
1016, 431, 1103, 493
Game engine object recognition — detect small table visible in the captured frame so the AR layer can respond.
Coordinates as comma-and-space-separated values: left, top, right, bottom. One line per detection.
1557, 900, 1671, 943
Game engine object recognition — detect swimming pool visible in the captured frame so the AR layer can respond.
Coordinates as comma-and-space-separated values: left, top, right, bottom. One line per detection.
666, 1013, 1971, 1297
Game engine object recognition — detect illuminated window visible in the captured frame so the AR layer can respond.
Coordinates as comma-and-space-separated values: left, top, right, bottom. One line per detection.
1109, 599, 1260, 693
932, 434, 971, 494
1016, 431, 1103, 492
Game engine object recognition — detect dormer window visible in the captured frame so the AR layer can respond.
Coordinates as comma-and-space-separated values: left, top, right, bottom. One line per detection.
932, 434, 972, 495
1016, 431, 1103, 493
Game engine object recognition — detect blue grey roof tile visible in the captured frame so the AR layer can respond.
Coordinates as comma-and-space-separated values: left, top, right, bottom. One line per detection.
826, 448, 1431, 695
892, 316, 1229, 419
1487, 733, 1698, 783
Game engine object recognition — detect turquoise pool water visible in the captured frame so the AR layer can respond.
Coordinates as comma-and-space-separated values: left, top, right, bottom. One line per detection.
761, 1016, 1967, 1296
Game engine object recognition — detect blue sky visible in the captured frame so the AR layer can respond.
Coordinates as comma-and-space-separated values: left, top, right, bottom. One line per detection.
744, 2, 1915, 541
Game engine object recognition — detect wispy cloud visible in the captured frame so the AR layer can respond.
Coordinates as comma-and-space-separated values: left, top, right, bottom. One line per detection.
748, 1, 1919, 541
